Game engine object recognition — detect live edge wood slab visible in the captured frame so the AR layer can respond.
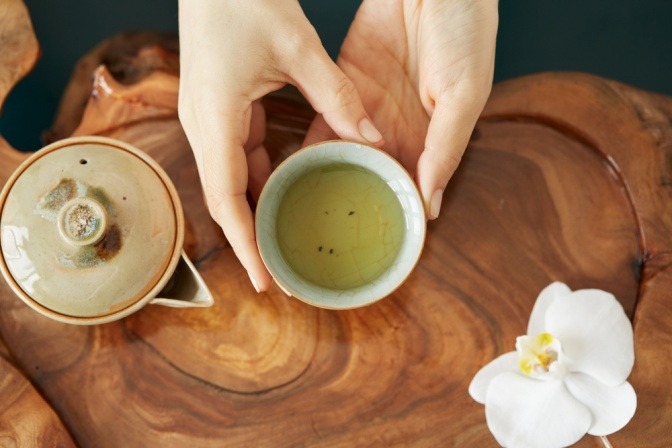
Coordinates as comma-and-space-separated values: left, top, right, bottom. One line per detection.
1, 1, 671, 447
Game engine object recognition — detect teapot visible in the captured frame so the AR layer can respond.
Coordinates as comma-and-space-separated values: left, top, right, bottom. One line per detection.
0, 136, 213, 325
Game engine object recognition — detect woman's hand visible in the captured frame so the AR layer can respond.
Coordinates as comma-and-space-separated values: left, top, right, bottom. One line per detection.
305, 0, 498, 219
178, 0, 383, 292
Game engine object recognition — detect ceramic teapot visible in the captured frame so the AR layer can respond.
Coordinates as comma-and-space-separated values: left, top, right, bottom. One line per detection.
0, 136, 213, 325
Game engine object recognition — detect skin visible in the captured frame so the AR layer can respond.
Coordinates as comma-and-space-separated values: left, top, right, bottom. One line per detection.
178, 0, 498, 292
305, 0, 499, 218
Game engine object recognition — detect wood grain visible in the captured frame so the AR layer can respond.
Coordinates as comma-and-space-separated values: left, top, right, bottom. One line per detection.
481, 73, 672, 447
0, 9, 671, 447
0, 3, 75, 447
0, 0, 33, 169
0, 347, 76, 448
44, 31, 179, 143
0, 0, 38, 111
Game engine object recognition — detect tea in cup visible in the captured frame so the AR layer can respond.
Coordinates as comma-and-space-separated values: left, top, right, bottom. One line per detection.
256, 140, 426, 309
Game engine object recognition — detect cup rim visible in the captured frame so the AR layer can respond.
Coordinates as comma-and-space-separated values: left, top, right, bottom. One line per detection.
255, 139, 427, 309
0, 136, 184, 325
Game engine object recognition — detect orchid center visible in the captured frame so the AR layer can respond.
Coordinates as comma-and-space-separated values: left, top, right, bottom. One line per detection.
516, 332, 565, 379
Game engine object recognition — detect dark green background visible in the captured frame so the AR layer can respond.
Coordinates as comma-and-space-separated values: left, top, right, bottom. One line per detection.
2, 0, 671, 151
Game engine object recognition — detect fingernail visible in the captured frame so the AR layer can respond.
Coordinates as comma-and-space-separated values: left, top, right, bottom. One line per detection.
248, 272, 260, 293
358, 118, 383, 143
275, 280, 292, 297
429, 189, 443, 219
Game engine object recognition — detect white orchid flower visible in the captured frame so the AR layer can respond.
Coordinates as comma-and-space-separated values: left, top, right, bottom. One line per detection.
469, 282, 637, 448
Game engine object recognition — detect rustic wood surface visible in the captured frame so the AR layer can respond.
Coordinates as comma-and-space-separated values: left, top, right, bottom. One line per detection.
1, 2, 671, 447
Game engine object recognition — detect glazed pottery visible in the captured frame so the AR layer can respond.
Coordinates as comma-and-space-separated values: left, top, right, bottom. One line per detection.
0, 136, 213, 325
256, 140, 426, 309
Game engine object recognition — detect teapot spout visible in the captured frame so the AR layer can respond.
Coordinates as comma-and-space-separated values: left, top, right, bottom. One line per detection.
150, 250, 214, 308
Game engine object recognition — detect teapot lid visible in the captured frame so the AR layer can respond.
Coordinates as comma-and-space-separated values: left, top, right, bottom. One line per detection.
0, 136, 183, 320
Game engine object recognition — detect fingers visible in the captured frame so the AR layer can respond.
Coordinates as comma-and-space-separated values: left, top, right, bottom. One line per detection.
246, 144, 271, 202
181, 101, 273, 293
302, 113, 338, 147
207, 145, 272, 292
209, 182, 271, 293
288, 46, 383, 146
415, 90, 485, 220
245, 101, 271, 201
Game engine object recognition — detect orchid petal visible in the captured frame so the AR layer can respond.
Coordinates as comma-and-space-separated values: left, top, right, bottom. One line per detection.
469, 352, 518, 404
545, 289, 634, 386
565, 373, 637, 436
486, 372, 591, 448
527, 282, 571, 336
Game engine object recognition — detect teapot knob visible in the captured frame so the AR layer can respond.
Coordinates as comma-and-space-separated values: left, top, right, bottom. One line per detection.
57, 197, 108, 246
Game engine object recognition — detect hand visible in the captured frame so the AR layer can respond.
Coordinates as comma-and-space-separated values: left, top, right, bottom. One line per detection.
305, 0, 498, 219
178, 0, 383, 292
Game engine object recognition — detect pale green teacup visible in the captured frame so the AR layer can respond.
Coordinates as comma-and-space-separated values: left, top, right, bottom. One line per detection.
256, 141, 426, 309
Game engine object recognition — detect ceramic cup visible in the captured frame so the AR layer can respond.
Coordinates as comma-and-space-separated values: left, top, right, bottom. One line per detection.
256, 140, 426, 309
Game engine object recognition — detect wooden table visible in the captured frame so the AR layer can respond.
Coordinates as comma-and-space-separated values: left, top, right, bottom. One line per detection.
1, 1, 671, 446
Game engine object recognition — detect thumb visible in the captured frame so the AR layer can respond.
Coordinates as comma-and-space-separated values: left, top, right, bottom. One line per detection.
416, 93, 484, 220
289, 46, 383, 146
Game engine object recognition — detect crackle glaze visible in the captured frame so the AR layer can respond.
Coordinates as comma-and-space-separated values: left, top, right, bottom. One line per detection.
256, 141, 426, 309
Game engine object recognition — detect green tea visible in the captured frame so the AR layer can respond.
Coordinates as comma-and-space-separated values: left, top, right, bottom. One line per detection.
276, 163, 405, 290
